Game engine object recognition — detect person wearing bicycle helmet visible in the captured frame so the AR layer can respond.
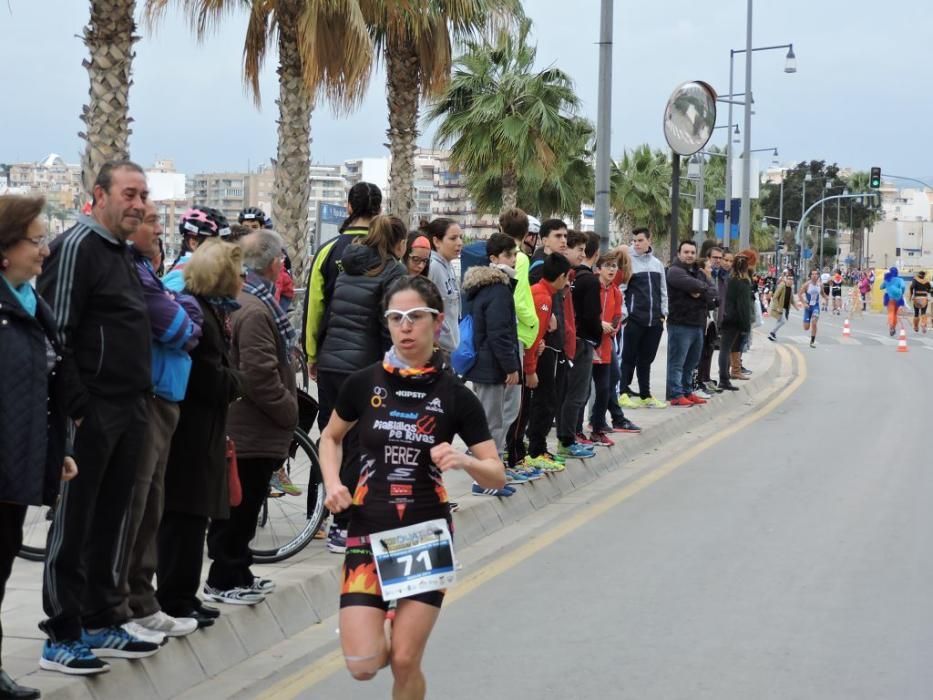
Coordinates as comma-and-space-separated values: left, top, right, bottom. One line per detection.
163, 206, 231, 292
238, 207, 266, 232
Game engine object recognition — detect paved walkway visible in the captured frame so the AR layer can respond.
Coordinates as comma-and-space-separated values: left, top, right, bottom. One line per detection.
3, 330, 781, 699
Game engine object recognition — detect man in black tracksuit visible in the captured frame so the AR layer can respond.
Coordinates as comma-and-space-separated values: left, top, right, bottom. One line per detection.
37, 162, 157, 673
557, 233, 603, 449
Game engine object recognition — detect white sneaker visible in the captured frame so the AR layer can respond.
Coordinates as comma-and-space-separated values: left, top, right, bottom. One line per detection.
134, 611, 198, 637
202, 584, 265, 606
122, 621, 166, 646
694, 388, 712, 400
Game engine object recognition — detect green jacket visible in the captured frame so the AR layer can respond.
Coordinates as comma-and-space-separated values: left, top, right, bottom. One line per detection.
302, 227, 368, 363
514, 251, 539, 350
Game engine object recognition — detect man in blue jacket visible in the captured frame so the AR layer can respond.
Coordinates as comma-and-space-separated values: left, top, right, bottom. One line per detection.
113, 201, 203, 641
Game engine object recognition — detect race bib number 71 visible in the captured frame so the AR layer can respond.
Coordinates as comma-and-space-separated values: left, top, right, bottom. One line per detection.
369, 519, 456, 602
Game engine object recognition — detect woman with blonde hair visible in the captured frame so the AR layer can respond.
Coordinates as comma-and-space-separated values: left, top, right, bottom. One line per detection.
157, 240, 245, 626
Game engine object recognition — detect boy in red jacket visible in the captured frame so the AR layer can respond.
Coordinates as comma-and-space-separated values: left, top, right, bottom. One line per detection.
523, 253, 572, 471
587, 252, 625, 445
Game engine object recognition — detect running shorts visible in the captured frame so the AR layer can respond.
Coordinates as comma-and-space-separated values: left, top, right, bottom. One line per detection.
340, 540, 446, 610
803, 304, 820, 324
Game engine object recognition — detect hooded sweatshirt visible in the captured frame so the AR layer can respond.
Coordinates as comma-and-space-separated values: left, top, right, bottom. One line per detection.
427, 250, 461, 352
624, 246, 668, 327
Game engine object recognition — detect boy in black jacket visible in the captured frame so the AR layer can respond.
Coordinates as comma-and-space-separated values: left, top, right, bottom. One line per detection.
557, 232, 603, 454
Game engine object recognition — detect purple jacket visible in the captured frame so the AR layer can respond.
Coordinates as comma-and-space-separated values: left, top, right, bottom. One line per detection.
133, 247, 203, 400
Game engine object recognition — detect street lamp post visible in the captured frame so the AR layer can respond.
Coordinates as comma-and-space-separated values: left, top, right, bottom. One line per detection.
594, 0, 613, 252
819, 179, 832, 268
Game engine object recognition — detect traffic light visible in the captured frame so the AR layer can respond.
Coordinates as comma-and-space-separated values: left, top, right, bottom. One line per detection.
870, 167, 881, 189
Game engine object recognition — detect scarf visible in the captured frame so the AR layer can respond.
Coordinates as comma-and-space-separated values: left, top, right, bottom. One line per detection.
242, 271, 296, 353
382, 347, 444, 380
2, 276, 37, 317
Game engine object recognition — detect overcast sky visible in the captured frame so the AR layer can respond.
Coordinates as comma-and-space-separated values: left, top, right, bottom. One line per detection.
1, 0, 930, 182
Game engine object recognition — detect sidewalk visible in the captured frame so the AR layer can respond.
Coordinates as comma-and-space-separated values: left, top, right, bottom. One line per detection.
3, 331, 787, 699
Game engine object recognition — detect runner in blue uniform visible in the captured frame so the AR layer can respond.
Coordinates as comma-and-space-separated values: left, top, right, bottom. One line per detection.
321, 275, 504, 699
798, 270, 827, 348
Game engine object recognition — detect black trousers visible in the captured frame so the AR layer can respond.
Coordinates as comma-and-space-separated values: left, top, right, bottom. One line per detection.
526, 348, 565, 457
698, 323, 717, 383
619, 322, 664, 400
41, 394, 147, 641
156, 509, 209, 617
317, 370, 361, 530
0, 503, 27, 664
505, 383, 532, 468
206, 456, 281, 591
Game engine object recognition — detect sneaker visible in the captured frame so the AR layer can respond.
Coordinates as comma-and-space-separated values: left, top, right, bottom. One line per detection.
617, 393, 642, 409
642, 397, 669, 409
611, 418, 642, 434
202, 584, 265, 606
557, 443, 596, 459
768, 332, 776, 342
39, 639, 110, 676
132, 611, 197, 638
544, 451, 567, 464
524, 454, 565, 473
505, 468, 530, 485
694, 388, 712, 400
81, 626, 160, 659
669, 396, 693, 407
122, 621, 167, 645
471, 483, 515, 497
684, 393, 707, 405
327, 523, 348, 554
514, 462, 544, 480
574, 433, 594, 447
810, 339, 817, 348
249, 577, 276, 595
740, 366, 753, 375
448, 501, 460, 513
704, 380, 724, 394
589, 431, 615, 447
269, 467, 302, 496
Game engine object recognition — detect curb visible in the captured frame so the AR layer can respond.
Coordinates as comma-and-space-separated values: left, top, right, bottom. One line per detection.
25, 339, 791, 699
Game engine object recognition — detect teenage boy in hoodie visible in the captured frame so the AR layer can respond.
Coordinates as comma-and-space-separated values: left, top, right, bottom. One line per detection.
618, 227, 669, 409
462, 233, 527, 486
524, 253, 571, 472
557, 232, 603, 458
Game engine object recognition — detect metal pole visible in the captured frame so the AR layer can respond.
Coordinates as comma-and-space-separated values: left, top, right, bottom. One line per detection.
778, 171, 784, 243
724, 53, 735, 245
739, 0, 753, 249
819, 195, 825, 268
670, 150, 681, 263
798, 177, 806, 278
594, 0, 613, 252
836, 196, 841, 268
694, 157, 705, 243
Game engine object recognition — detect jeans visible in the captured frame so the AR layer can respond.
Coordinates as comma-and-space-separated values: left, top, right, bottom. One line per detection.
619, 322, 664, 399
665, 324, 704, 399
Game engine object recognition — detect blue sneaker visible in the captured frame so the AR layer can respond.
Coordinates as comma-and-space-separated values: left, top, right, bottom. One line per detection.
514, 462, 544, 481
39, 639, 110, 675
557, 442, 596, 459
471, 483, 516, 497
504, 468, 530, 485
81, 626, 160, 659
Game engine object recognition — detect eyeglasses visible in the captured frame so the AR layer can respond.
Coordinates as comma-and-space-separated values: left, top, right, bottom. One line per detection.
409, 256, 429, 266
384, 307, 439, 327
24, 236, 49, 248
710, 255, 723, 260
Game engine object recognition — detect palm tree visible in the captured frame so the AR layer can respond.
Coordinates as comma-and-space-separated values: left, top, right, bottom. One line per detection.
610, 145, 672, 243
468, 116, 594, 221
427, 18, 580, 213
80, 0, 139, 196
361, 0, 523, 225
146, 0, 373, 281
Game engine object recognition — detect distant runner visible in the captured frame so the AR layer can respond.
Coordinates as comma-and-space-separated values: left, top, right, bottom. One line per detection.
829, 270, 844, 315
908, 270, 931, 334
798, 270, 826, 348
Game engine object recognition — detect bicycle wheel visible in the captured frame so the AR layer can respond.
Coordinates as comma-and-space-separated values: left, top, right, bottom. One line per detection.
18, 504, 53, 562
250, 428, 326, 563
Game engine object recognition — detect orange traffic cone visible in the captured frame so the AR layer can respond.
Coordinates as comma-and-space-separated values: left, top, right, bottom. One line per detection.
842, 319, 851, 338
897, 328, 909, 353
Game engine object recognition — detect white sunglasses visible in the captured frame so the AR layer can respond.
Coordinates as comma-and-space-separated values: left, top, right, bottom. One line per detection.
384, 307, 439, 326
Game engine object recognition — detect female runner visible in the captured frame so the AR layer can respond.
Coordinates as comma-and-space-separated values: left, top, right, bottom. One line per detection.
321, 275, 505, 699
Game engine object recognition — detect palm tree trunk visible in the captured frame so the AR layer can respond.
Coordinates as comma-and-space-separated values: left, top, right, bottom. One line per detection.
79, 0, 138, 196
271, 5, 312, 285
385, 37, 421, 227
501, 168, 518, 211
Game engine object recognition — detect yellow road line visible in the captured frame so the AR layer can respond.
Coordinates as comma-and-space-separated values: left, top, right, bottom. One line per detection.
260, 343, 806, 699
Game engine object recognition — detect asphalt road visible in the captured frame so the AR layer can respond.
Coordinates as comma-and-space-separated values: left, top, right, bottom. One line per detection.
292, 312, 933, 700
